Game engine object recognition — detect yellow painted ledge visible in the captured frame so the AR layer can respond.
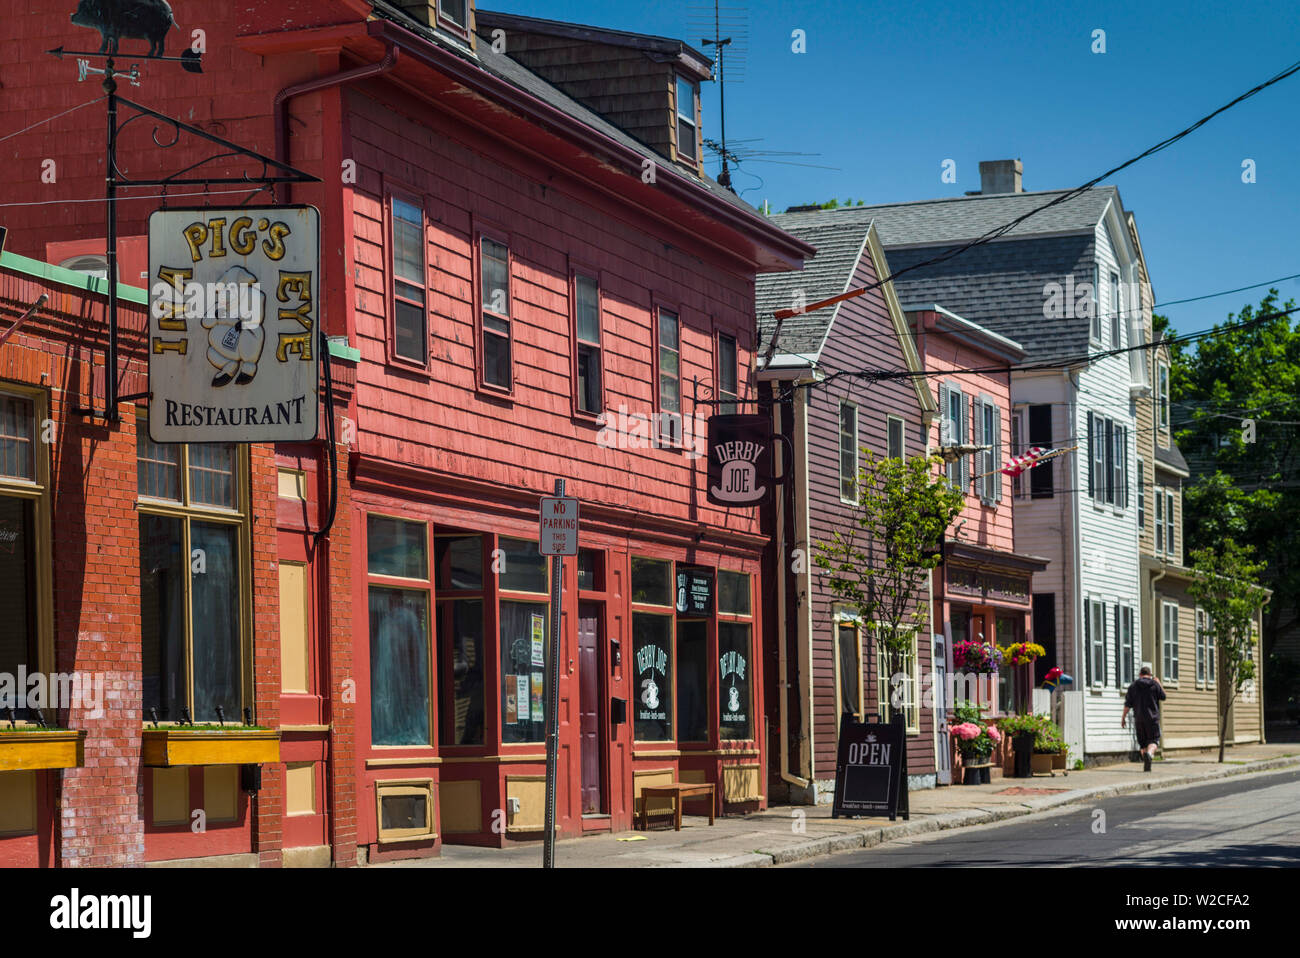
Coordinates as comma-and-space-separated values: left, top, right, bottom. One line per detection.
142, 728, 280, 768
0, 730, 86, 771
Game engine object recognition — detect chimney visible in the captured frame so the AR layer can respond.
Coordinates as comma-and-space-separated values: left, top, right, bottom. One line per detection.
979, 159, 1023, 195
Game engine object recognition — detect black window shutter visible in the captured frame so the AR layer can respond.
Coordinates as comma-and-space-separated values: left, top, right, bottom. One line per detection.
1029, 405, 1053, 499
1114, 604, 1121, 688
1083, 599, 1091, 685
1104, 418, 1114, 504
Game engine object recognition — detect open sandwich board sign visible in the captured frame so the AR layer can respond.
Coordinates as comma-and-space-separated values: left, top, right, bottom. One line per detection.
831, 713, 909, 821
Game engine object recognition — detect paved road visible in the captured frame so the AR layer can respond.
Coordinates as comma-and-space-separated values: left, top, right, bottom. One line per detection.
793, 767, 1300, 867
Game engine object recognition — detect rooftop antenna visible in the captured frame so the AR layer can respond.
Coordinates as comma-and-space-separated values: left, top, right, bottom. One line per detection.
700, 0, 733, 191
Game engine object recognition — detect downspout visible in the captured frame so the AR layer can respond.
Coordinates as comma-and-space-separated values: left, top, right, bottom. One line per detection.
273, 43, 396, 865
1150, 566, 1168, 672
767, 370, 811, 796
274, 41, 400, 201
1068, 367, 1084, 754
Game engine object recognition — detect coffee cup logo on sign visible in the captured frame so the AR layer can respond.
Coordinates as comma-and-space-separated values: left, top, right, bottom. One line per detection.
707, 414, 774, 507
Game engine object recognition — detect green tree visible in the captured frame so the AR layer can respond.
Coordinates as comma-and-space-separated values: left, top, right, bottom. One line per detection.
813, 449, 965, 721
1166, 290, 1300, 710
1185, 539, 1270, 762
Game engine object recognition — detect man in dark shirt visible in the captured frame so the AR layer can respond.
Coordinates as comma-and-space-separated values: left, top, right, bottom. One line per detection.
1122, 666, 1167, 771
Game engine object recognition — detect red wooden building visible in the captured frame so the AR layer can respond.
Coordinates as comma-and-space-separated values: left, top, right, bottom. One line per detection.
0, 1, 811, 863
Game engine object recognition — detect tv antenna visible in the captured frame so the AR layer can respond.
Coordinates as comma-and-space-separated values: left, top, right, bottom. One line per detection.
689, 2, 748, 192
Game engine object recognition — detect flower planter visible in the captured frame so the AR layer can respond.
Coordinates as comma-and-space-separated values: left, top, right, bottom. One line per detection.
1031, 753, 1055, 775
1052, 752, 1068, 770
142, 727, 279, 768
0, 729, 86, 771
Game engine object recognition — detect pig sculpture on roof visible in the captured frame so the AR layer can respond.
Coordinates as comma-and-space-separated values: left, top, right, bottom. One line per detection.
71, 0, 179, 57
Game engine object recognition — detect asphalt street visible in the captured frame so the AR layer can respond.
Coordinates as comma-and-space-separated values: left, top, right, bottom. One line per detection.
793, 767, 1300, 867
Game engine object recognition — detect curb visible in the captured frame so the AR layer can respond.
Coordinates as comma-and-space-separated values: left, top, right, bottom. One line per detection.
750, 754, 1300, 867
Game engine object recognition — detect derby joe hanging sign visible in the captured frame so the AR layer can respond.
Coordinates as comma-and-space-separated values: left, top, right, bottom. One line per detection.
148, 206, 320, 442
707, 413, 773, 506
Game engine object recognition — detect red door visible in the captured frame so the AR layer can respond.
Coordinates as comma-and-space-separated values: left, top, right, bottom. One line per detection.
578, 603, 605, 815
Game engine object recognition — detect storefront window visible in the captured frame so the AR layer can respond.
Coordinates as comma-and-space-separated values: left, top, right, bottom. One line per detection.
435, 535, 482, 591
0, 394, 35, 481
0, 496, 38, 715
719, 623, 752, 739
370, 587, 431, 746
631, 557, 671, 606
138, 426, 246, 723
437, 597, 484, 745
369, 514, 429, 580
576, 549, 601, 591
676, 620, 708, 742
499, 537, 547, 594
368, 515, 431, 746
633, 612, 673, 740
718, 570, 751, 616
500, 600, 547, 743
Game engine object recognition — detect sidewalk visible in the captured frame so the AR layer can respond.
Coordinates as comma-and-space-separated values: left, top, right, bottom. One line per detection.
378, 743, 1300, 868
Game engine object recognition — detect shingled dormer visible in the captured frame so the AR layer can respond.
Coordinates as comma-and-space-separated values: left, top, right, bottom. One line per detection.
474, 10, 712, 173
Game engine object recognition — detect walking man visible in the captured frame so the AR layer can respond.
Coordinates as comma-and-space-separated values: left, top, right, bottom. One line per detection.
1122, 665, 1166, 771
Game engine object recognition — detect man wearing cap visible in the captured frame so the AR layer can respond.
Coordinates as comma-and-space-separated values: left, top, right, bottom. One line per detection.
1121, 665, 1166, 771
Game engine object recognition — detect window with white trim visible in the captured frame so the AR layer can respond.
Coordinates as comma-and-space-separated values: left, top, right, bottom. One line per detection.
1164, 488, 1176, 558
717, 333, 738, 415
1110, 270, 1122, 347
1195, 608, 1216, 688
1085, 598, 1106, 687
1157, 363, 1170, 430
876, 625, 919, 733
886, 415, 905, 460
839, 402, 858, 502
1088, 412, 1127, 508
1161, 601, 1180, 682
675, 76, 698, 164
574, 273, 603, 415
1114, 604, 1134, 687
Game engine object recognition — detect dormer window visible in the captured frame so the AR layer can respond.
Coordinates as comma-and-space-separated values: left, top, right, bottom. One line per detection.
675, 76, 698, 165
439, 0, 468, 31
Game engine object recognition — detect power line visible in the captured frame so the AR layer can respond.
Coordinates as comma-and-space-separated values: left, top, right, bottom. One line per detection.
791, 305, 1300, 401
0, 96, 105, 144
764, 54, 1300, 362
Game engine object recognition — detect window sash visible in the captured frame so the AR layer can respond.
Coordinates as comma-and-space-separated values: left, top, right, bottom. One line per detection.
1162, 602, 1179, 681
658, 310, 680, 414
887, 416, 905, 460
1110, 271, 1121, 346
391, 198, 425, 288
1158, 365, 1170, 428
0, 394, 35, 481
839, 403, 857, 501
676, 77, 697, 161
718, 333, 738, 414
1137, 459, 1145, 528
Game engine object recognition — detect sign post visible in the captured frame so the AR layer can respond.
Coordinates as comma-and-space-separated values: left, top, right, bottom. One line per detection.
539, 482, 578, 867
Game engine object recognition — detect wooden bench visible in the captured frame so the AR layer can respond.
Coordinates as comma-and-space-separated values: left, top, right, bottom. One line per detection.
638, 783, 716, 832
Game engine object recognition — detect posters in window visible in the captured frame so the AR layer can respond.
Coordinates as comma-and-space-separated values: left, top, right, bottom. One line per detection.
675, 567, 713, 616
505, 675, 518, 724
530, 673, 543, 719
530, 613, 545, 667
517, 674, 530, 722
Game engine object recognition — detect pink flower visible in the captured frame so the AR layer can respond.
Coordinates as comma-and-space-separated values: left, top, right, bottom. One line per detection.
987, 726, 1002, 744
951, 722, 981, 741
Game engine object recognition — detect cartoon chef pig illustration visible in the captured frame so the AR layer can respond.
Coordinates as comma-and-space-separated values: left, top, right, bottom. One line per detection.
202, 265, 265, 387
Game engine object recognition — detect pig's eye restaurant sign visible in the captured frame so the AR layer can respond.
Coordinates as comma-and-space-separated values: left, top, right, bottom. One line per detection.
707, 414, 772, 506
147, 206, 320, 443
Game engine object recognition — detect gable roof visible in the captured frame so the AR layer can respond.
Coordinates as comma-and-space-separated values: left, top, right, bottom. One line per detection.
754, 220, 872, 358
365, 3, 813, 268
765, 187, 1126, 362
776, 187, 1118, 246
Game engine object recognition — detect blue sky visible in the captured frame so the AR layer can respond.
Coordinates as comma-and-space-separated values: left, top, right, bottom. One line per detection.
489, 0, 1300, 336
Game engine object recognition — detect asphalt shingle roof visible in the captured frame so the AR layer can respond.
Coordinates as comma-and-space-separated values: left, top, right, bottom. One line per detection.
765, 188, 1121, 363
754, 220, 872, 358
776, 188, 1117, 245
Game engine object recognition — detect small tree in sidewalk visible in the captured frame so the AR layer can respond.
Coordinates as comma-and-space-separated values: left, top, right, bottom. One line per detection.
1186, 538, 1271, 762
814, 448, 966, 721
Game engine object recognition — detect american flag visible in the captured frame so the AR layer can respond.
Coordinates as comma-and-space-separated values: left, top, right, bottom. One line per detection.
1001, 446, 1050, 477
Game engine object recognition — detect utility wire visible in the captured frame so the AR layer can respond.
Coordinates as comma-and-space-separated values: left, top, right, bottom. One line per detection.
0, 96, 106, 144
763, 54, 1300, 360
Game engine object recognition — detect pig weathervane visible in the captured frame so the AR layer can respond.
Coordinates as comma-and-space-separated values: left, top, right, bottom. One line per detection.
53, 0, 202, 73
46, 1, 319, 423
